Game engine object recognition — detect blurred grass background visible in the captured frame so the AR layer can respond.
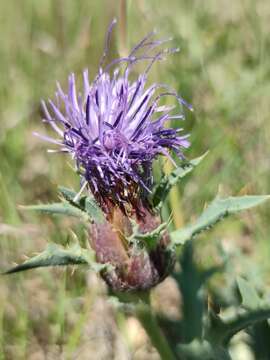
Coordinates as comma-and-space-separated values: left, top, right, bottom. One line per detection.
0, 0, 270, 359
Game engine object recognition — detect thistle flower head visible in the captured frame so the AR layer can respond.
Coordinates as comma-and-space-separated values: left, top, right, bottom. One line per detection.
90, 207, 175, 291
40, 20, 191, 216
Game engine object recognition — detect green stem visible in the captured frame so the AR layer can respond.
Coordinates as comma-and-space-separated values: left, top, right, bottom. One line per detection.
136, 296, 176, 360
222, 306, 270, 342
206, 305, 270, 345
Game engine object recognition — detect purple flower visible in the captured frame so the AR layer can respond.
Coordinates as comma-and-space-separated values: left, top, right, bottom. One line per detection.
39, 20, 191, 217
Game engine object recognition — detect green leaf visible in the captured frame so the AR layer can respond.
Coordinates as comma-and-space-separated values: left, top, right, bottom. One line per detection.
173, 242, 205, 342
177, 339, 232, 360
127, 219, 167, 251
170, 195, 270, 246
20, 203, 88, 220
237, 277, 261, 310
80, 197, 105, 224
152, 152, 208, 208
21, 186, 105, 223
4, 243, 105, 274
212, 306, 270, 345
58, 186, 77, 203
58, 186, 105, 224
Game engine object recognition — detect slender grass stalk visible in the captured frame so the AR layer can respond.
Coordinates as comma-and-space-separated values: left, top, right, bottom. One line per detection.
0, 172, 20, 224
53, 0, 66, 52
0, 294, 5, 360
119, 0, 128, 56
164, 160, 184, 228
66, 287, 96, 358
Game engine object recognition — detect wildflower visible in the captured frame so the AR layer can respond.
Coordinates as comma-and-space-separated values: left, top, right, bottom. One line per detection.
38, 20, 191, 290
39, 19, 191, 218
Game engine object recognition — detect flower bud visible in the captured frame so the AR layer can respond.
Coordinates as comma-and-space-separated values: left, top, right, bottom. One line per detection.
89, 207, 175, 291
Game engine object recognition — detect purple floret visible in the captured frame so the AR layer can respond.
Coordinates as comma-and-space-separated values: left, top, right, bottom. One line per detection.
39, 20, 191, 216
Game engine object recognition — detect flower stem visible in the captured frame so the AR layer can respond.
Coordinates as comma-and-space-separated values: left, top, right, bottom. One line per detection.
136, 294, 176, 360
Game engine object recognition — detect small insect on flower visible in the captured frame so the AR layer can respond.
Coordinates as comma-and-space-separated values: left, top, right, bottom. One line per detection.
38, 19, 191, 218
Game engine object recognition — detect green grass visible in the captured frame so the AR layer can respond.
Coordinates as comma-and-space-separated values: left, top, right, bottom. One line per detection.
0, 0, 270, 358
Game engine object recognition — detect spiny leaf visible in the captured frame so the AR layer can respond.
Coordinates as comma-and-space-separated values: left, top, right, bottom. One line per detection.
170, 195, 270, 246
80, 197, 105, 224
59, 186, 105, 223
237, 277, 261, 310
21, 186, 105, 223
217, 306, 270, 345
152, 152, 208, 208
58, 186, 77, 203
127, 220, 167, 250
20, 203, 88, 220
4, 243, 105, 274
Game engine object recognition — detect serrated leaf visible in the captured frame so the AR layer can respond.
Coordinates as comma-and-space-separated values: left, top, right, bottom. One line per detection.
81, 197, 105, 224
152, 152, 208, 208
21, 185, 105, 223
127, 220, 167, 251
20, 203, 88, 220
58, 186, 105, 224
212, 306, 270, 345
4, 243, 105, 274
170, 195, 270, 246
237, 277, 261, 310
58, 186, 77, 203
